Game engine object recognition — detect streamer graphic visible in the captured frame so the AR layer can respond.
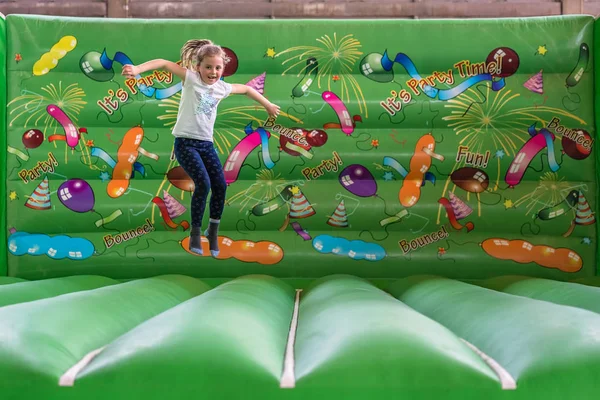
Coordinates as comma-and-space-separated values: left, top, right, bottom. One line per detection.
360, 49, 517, 100
80, 49, 181, 99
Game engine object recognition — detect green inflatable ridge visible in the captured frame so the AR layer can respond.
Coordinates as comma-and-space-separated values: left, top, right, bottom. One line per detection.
0, 274, 211, 397
570, 276, 600, 286
0, 276, 25, 285
71, 275, 295, 399
387, 275, 600, 399
294, 275, 503, 399
0, 275, 118, 307
475, 275, 600, 313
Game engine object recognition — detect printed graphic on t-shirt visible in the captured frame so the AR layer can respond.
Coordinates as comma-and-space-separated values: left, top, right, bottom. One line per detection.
195, 90, 218, 117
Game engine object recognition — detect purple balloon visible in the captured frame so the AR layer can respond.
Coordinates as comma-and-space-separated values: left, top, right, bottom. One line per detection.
339, 164, 377, 197
58, 179, 95, 213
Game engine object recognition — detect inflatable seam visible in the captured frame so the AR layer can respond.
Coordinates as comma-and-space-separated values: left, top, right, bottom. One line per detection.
280, 289, 302, 389
460, 338, 516, 390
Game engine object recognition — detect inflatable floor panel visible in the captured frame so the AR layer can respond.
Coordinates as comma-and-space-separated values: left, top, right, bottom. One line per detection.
1, 274, 600, 400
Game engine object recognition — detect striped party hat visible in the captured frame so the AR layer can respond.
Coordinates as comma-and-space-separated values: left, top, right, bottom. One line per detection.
245, 72, 266, 95
449, 191, 473, 220
327, 200, 349, 228
163, 190, 186, 219
523, 70, 544, 94
575, 190, 595, 225
289, 188, 316, 219
25, 176, 51, 210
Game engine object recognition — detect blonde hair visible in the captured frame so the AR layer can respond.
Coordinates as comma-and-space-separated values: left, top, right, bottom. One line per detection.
180, 39, 230, 69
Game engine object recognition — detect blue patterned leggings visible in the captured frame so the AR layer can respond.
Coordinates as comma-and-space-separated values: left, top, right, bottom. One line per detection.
173, 138, 227, 228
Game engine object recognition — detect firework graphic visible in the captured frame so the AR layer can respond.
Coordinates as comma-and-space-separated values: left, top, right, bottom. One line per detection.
227, 169, 286, 212
8, 82, 86, 133
437, 85, 586, 223
7, 82, 88, 163
276, 33, 368, 117
514, 172, 581, 217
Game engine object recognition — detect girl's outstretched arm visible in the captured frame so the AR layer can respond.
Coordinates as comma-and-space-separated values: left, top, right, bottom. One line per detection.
231, 84, 280, 118
122, 59, 187, 82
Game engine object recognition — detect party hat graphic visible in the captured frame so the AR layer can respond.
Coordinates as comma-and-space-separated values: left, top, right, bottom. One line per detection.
245, 72, 266, 95
575, 190, 595, 225
449, 192, 472, 220
163, 190, 186, 219
327, 200, 349, 228
289, 187, 316, 219
25, 176, 51, 210
523, 70, 544, 94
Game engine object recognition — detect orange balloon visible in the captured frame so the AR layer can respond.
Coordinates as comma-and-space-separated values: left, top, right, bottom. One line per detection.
482, 238, 582, 273
180, 236, 284, 265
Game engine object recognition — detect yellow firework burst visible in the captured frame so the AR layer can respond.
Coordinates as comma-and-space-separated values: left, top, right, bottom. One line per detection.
276, 33, 368, 117
514, 172, 580, 216
8, 82, 86, 133
437, 85, 586, 223
226, 169, 286, 212
158, 94, 300, 155
8, 82, 87, 163
444, 85, 586, 158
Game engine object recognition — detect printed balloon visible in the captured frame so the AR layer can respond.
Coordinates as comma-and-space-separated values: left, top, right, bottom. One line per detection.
306, 129, 328, 147
339, 164, 377, 197
280, 128, 312, 157
167, 166, 195, 192
486, 47, 520, 78
359, 53, 394, 83
222, 47, 239, 77
562, 129, 592, 160
22, 129, 44, 149
79, 51, 114, 82
58, 179, 95, 213
451, 167, 489, 193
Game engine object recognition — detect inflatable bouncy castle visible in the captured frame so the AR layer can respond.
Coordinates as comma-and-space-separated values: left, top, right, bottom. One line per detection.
1, 13, 600, 399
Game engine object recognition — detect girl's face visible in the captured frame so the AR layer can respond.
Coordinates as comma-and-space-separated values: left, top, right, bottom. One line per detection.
197, 55, 224, 85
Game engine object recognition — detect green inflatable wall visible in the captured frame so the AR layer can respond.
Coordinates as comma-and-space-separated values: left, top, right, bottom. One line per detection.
1, 15, 598, 281
1, 12, 7, 277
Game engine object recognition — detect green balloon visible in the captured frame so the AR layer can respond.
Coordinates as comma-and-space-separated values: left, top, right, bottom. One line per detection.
359, 53, 394, 83
79, 51, 114, 82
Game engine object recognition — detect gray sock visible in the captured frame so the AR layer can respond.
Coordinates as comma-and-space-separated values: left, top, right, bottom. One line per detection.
204, 218, 220, 257
189, 226, 202, 255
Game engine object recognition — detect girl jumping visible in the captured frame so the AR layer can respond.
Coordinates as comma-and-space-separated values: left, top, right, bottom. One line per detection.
122, 39, 280, 257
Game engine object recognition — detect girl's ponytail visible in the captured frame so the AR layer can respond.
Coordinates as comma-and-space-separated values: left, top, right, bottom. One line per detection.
180, 39, 213, 69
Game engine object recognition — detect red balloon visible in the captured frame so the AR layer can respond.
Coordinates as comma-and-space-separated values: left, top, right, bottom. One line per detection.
280, 128, 312, 157
222, 47, 238, 77
167, 166, 195, 192
22, 129, 44, 149
562, 129, 592, 160
306, 129, 328, 147
486, 47, 519, 78
451, 167, 489, 193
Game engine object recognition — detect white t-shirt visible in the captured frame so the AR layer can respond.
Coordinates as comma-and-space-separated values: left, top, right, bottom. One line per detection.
171, 69, 232, 141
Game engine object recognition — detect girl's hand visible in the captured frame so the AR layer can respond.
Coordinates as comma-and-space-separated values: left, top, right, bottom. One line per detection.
265, 102, 280, 118
121, 64, 139, 79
